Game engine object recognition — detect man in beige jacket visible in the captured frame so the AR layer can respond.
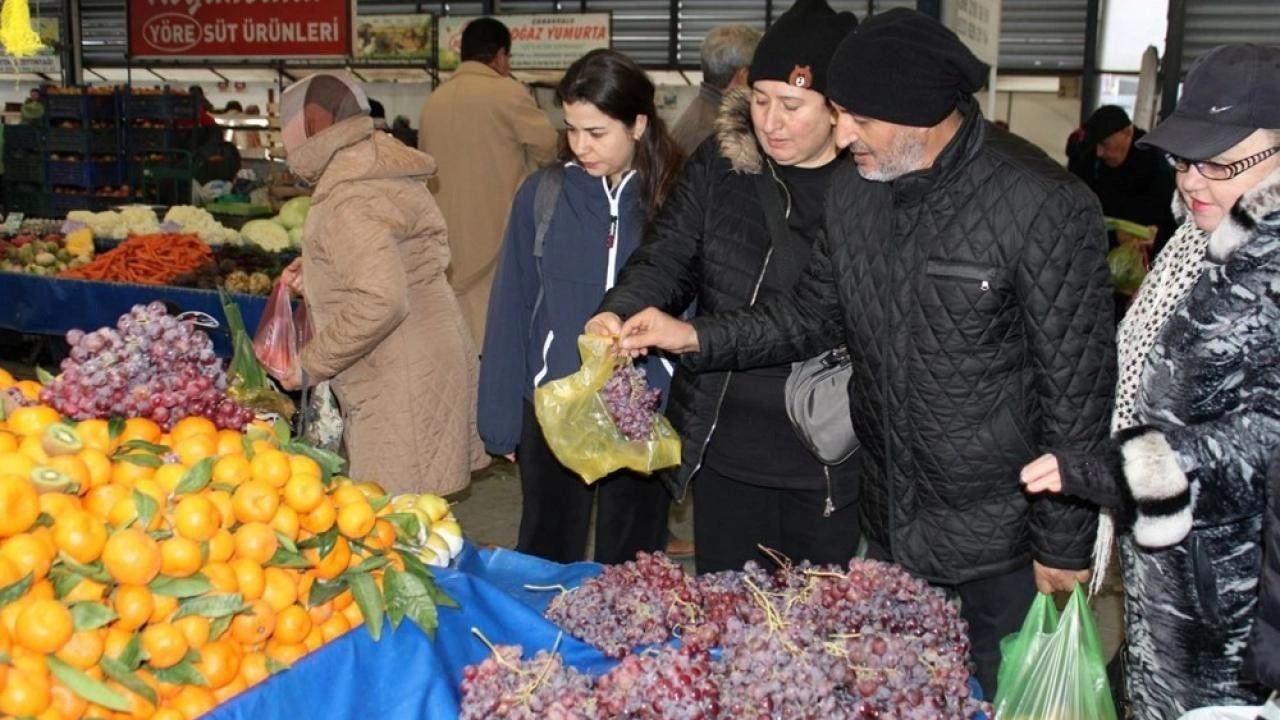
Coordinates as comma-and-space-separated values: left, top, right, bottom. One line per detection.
419, 17, 558, 346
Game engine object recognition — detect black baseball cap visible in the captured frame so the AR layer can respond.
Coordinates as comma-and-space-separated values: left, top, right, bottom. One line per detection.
1138, 44, 1280, 160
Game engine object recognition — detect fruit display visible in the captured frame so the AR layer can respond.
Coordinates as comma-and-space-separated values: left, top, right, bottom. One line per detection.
387, 492, 465, 567
461, 552, 993, 719
0, 369, 456, 718
0, 235, 90, 275
172, 246, 297, 295
601, 363, 662, 442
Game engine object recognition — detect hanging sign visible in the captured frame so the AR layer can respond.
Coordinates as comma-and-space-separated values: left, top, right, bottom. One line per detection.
128, 0, 351, 59
944, 0, 1002, 68
353, 14, 434, 61
0, 18, 62, 74
437, 13, 611, 71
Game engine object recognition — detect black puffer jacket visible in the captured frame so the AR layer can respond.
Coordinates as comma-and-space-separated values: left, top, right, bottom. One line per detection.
689, 101, 1116, 584
1253, 455, 1280, 691
599, 87, 857, 502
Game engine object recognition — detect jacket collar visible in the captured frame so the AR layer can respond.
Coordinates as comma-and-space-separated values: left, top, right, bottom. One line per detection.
889, 97, 985, 205
451, 60, 504, 80
1206, 164, 1280, 263
715, 86, 765, 175
295, 116, 436, 203
288, 115, 375, 185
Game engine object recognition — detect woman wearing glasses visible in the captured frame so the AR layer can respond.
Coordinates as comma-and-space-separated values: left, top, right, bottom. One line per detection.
1020, 44, 1280, 718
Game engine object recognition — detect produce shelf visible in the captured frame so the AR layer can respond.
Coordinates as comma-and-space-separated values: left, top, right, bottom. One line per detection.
45, 158, 124, 187
5, 151, 44, 184
43, 90, 118, 122
45, 126, 120, 154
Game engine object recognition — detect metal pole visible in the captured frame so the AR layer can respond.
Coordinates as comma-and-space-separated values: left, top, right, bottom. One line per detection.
64, 0, 84, 86
668, 0, 679, 68
1160, 0, 1187, 121
1080, 0, 1101, 125
916, 0, 942, 20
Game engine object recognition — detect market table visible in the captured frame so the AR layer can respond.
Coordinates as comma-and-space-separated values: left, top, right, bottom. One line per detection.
208, 545, 988, 720
0, 271, 266, 357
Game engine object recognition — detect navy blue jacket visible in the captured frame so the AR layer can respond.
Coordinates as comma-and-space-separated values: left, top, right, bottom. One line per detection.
478, 163, 673, 456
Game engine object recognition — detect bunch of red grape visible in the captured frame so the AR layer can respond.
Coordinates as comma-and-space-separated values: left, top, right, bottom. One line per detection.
459, 644, 598, 720
601, 362, 661, 441
594, 646, 721, 719
39, 302, 256, 430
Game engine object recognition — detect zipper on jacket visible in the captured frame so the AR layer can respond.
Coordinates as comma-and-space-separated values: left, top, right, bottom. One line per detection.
602, 171, 637, 292
823, 466, 834, 518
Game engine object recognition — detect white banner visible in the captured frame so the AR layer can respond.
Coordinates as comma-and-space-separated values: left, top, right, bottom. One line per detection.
438, 13, 610, 71
944, 0, 1001, 68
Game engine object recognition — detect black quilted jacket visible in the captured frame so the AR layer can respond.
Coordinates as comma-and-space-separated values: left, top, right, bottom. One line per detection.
689, 100, 1116, 584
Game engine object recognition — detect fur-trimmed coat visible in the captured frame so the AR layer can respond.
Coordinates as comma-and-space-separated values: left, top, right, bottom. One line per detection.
1057, 167, 1280, 716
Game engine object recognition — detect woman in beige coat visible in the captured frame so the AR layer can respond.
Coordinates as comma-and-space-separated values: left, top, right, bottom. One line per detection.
279, 72, 488, 496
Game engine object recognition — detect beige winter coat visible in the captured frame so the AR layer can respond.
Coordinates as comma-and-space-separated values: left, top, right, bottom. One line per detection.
293, 115, 489, 497
418, 61, 558, 345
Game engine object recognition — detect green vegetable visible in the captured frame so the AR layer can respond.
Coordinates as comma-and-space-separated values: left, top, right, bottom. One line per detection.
240, 219, 293, 252
278, 196, 312, 229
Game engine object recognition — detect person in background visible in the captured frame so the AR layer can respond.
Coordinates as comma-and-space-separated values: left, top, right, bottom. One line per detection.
670, 24, 762, 154
277, 72, 488, 498
478, 49, 684, 564
613, 8, 1115, 695
420, 17, 558, 347
1075, 105, 1178, 256
391, 116, 418, 149
221, 100, 243, 115
1022, 44, 1280, 719
368, 99, 390, 131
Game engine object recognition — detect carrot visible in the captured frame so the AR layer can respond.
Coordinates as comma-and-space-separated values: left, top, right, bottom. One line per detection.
60, 233, 213, 285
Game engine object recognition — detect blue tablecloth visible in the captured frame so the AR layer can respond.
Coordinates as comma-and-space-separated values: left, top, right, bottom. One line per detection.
0, 272, 265, 357
208, 545, 987, 720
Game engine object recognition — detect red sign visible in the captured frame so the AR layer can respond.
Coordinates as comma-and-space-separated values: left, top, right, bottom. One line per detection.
128, 0, 351, 58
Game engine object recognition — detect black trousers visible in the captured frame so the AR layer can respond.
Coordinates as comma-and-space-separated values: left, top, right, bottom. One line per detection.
515, 402, 670, 565
692, 464, 860, 574
864, 539, 1035, 700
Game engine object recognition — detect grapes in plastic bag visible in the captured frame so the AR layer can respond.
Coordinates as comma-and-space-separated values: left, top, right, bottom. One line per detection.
534, 334, 681, 484
994, 585, 1117, 720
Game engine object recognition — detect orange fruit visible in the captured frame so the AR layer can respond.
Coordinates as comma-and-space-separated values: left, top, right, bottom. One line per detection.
238, 650, 271, 686
54, 629, 105, 670
233, 522, 279, 565
0, 473, 40, 537
159, 537, 203, 578
230, 599, 276, 646
149, 593, 179, 624
282, 473, 324, 513
75, 419, 114, 454
304, 536, 351, 581
61, 577, 107, 604
272, 604, 313, 645
49, 678, 90, 719
304, 625, 325, 652
202, 561, 238, 594
0, 431, 16, 452
341, 598, 364, 627
13, 380, 42, 403
329, 588, 354, 612
287, 454, 322, 478
299, 499, 336, 535
152, 463, 188, 495
212, 674, 248, 704
364, 520, 396, 551
140, 623, 189, 669
0, 554, 22, 588
261, 567, 298, 613
330, 484, 366, 508
319, 612, 352, 643
18, 433, 51, 464
172, 495, 220, 542
105, 678, 156, 719
0, 367, 13, 388
264, 639, 307, 667
173, 434, 216, 466
172, 614, 211, 651
206, 489, 235, 529
1, 532, 54, 581
270, 505, 300, 543
102, 626, 133, 661
206, 527, 235, 564
0, 667, 52, 716
45, 454, 90, 492
211, 454, 251, 487
168, 685, 217, 718
231, 480, 279, 524
215, 429, 246, 458
249, 450, 291, 488
52, 510, 109, 564
193, 638, 241, 690
7, 405, 61, 437
336, 500, 375, 539
83, 483, 130, 519
29, 577, 56, 601
110, 459, 156, 487
119, 418, 162, 445
170, 416, 217, 444
38, 491, 80, 519
112, 585, 155, 631
307, 601, 333, 625
0, 451, 36, 479
15, 599, 74, 654
102, 529, 162, 586
151, 709, 185, 720
230, 558, 265, 601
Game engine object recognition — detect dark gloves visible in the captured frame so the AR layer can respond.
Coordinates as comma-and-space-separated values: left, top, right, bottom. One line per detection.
1051, 426, 1191, 549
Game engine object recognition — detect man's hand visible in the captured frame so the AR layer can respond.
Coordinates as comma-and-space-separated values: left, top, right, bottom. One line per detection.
1020, 453, 1063, 494
1033, 560, 1091, 594
617, 308, 699, 357
585, 312, 623, 338
280, 258, 304, 296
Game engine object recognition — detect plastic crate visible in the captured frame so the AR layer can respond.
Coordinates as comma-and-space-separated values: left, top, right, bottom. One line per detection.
5, 152, 44, 184
126, 90, 199, 121
3, 181, 45, 216
45, 192, 117, 216
43, 90, 118, 122
45, 127, 120, 154
4, 124, 42, 148
46, 158, 124, 187
127, 127, 173, 152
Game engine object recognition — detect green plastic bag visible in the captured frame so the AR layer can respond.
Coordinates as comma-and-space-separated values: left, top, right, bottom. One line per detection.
994, 585, 1117, 720
534, 334, 681, 484
1108, 242, 1149, 296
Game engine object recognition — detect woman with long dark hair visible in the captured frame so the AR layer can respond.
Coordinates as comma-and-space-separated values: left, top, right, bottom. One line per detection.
478, 49, 685, 563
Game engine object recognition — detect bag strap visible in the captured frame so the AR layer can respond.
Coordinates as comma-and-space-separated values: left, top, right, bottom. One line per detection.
748, 163, 788, 304
528, 164, 565, 337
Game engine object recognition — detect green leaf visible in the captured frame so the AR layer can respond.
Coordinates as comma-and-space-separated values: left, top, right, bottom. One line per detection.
241, 433, 256, 460
384, 512, 422, 543
173, 456, 215, 495
306, 578, 348, 608
49, 656, 129, 711
118, 439, 171, 455
69, 601, 117, 631
152, 659, 208, 687
116, 631, 143, 669
280, 440, 345, 484
133, 489, 158, 529
99, 656, 158, 707
115, 453, 163, 468
53, 569, 88, 600
36, 365, 55, 384
273, 417, 292, 444
34, 511, 56, 528
57, 554, 112, 583
384, 566, 441, 639
265, 547, 311, 569
146, 529, 174, 542
150, 574, 214, 598
0, 651, 9, 664
0, 573, 33, 606
265, 657, 291, 674
173, 593, 247, 620
208, 614, 233, 642
346, 571, 384, 642
369, 495, 390, 513
345, 555, 388, 575
274, 530, 298, 555
397, 553, 458, 610
210, 482, 238, 494
295, 526, 337, 552
108, 416, 125, 440
382, 567, 411, 630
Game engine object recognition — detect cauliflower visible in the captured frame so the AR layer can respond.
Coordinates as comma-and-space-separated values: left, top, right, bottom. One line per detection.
239, 219, 292, 252
163, 205, 240, 246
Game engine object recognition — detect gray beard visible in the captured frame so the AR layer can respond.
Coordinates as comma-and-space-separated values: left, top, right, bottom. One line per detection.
856, 131, 928, 182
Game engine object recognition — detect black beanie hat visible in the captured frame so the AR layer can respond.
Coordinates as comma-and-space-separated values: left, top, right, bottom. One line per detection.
748, 0, 858, 96
1083, 105, 1132, 144
826, 7, 988, 127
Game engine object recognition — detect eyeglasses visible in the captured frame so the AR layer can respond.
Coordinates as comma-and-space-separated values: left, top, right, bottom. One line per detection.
1166, 145, 1280, 180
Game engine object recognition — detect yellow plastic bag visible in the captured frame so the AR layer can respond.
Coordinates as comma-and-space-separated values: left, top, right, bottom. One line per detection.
534, 334, 681, 483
